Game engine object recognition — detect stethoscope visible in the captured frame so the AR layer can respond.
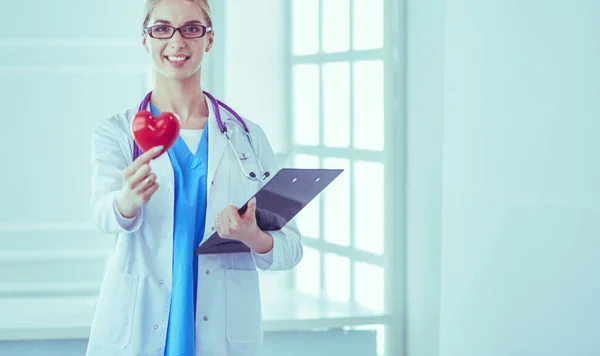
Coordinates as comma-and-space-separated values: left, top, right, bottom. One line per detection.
134, 91, 271, 181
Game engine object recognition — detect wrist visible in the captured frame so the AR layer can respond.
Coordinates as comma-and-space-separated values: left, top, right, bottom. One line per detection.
115, 192, 137, 218
242, 228, 274, 254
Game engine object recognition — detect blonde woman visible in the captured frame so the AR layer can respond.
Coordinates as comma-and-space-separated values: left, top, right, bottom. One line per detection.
87, 0, 303, 355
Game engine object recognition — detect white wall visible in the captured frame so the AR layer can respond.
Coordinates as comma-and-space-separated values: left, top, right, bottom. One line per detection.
220, 0, 293, 292
222, 0, 288, 155
405, 0, 445, 355
0, 0, 147, 300
439, 1, 600, 356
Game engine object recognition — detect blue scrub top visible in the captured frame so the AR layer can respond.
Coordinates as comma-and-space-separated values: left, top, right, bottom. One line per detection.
150, 104, 209, 356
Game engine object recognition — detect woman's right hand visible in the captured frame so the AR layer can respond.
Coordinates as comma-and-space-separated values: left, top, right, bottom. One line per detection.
115, 145, 164, 218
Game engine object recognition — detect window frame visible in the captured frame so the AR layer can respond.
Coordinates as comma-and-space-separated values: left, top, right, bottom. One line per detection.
283, 1, 406, 355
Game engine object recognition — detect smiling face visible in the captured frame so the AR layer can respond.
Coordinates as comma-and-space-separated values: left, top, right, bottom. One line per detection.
142, 0, 214, 82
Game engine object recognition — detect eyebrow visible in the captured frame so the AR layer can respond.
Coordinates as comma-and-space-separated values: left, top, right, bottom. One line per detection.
152, 20, 203, 25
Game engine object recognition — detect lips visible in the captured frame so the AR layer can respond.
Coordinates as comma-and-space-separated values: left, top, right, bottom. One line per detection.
165, 55, 191, 65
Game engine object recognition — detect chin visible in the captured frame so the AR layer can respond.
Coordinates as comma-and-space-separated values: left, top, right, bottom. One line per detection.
158, 68, 199, 82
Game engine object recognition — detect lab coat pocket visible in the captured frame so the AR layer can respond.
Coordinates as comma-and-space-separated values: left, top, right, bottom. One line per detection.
90, 269, 138, 349
225, 269, 263, 343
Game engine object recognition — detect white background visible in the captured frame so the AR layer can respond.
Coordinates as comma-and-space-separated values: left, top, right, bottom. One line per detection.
0, 0, 149, 298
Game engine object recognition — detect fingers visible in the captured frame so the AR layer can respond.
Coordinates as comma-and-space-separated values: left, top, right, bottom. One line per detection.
244, 197, 257, 217
139, 181, 159, 202
214, 206, 242, 237
123, 161, 157, 203
224, 206, 240, 229
214, 212, 225, 236
117, 145, 163, 213
125, 164, 151, 191
134, 172, 157, 194
124, 145, 164, 178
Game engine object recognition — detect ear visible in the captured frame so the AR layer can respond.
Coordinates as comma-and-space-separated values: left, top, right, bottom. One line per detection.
141, 33, 149, 53
205, 31, 214, 53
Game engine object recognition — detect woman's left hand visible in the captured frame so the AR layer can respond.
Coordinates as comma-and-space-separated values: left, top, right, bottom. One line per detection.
214, 197, 260, 243
213, 197, 275, 254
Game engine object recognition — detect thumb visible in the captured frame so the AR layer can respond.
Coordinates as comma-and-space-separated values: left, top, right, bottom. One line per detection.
246, 197, 257, 215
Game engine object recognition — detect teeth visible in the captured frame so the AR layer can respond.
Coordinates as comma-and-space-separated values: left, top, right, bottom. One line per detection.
168, 56, 187, 61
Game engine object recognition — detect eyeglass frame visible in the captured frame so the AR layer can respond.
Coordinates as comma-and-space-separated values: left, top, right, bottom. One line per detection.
143, 24, 212, 39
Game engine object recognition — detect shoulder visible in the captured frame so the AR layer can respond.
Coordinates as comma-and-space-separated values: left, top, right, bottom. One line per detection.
240, 117, 274, 153
214, 104, 270, 143
241, 117, 266, 137
92, 106, 137, 140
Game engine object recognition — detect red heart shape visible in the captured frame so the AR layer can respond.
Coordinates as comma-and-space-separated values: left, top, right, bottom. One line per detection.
132, 110, 180, 155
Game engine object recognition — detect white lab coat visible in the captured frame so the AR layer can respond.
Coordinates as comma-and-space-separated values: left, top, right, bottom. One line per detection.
86, 97, 303, 356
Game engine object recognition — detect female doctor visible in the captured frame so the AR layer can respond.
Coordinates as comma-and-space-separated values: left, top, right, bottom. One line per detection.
87, 0, 303, 355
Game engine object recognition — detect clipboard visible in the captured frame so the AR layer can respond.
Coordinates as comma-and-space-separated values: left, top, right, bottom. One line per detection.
194, 168, 343, 255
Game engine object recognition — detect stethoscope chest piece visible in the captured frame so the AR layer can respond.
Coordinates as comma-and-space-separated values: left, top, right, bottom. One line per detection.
217, 114, 269, 182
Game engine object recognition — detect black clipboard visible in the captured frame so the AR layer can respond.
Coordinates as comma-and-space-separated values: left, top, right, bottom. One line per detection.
194, 168, 343, 255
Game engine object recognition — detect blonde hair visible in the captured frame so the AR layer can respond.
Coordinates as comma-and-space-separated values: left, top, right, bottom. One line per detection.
142, 0, 213, 29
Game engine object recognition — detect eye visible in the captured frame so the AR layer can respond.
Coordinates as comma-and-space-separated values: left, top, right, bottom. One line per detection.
154, 26, 169, 32
183, 25, 201, 33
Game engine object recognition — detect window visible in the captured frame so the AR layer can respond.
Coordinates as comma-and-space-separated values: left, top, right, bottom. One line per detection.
286, 0, 398, 354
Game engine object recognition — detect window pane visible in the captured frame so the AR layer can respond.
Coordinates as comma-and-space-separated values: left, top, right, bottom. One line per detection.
293, 64, 320, 146
323, 158, 350, 246
354, 261, 384, 313
324, 253, 351, 303
293, 0, 320, 55
296, 197, 321, 240
353, 161, 384, 254
353, 60, 384, 151
322, 0, 350, 53
353, 0, 384, 50
294, 155, 321, 239
323, 61, 350, 148
296, 246, 321, 296
294, 154, 320, 169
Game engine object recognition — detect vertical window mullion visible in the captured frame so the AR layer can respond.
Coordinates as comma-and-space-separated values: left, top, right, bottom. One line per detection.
284, 0, 297, 291
317, 0, 326, 296
348, 0, 357, 307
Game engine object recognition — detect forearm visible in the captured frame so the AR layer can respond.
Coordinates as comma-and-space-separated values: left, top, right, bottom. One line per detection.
242, 228, 274, 254
91, 119, 143, 234
91, 191, 142, 234
247, 225, 303, 271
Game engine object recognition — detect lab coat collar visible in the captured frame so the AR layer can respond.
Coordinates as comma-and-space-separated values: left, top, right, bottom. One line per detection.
130, 90, 227, 199
206, 93, 227, 198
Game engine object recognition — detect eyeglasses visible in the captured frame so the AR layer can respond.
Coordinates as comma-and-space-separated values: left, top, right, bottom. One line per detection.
144, 24, 212, 39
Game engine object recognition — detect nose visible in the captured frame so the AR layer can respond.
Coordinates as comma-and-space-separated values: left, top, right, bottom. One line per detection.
168, 29, 186, 48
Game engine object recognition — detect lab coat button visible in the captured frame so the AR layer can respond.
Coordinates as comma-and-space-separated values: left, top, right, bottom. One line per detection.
153, 324, 159, 330
211, 180, 214, 185
205, 270, 210, 275
159, 279, 164, 284
203, 316, 208, 321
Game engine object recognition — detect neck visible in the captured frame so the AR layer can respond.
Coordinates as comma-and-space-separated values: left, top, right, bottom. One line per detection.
151, 72, 209, 128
